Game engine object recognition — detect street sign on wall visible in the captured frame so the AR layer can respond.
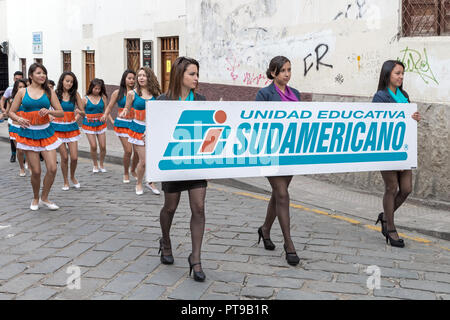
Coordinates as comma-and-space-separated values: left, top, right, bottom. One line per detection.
32, 32, 43, 54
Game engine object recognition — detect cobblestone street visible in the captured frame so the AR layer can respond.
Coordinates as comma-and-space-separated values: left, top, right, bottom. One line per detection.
1, 142, 450, 300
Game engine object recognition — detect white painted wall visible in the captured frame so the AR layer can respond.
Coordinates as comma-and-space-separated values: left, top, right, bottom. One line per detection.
3, 0, 186, 92
3, 0, 449, 103
186, 0, 450, 104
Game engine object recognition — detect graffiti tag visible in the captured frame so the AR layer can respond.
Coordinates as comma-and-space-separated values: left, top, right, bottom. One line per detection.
398, 47, 439, 85
304, 44, 333, 77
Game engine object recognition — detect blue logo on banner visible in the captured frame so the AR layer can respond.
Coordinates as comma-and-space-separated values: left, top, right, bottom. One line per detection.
162, 110, 231, 158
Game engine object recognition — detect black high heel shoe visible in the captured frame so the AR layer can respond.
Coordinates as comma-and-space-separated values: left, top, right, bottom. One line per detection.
188, 254, 206, 282
158, 238, 174, 265
375, 212, 387, 237
386, 230, 405, 248
258, 227, 275, 250
283, 244, 300, 266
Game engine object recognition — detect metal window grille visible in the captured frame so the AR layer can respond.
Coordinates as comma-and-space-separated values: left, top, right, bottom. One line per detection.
63, 52, 71, 72
402, 0, 450, 36
126, 39, 140, 72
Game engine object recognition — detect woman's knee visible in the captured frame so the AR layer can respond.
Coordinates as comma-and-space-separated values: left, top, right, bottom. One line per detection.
124, 150, 132, 158
384, 182, 398, 195
162, 205, 177, 216
60, 152, 69, 163
70, 155, 78, 163
272, 189, 289, 204
399, 185, 412, 198
47, 164, 57, 176
31, 168, 41, 177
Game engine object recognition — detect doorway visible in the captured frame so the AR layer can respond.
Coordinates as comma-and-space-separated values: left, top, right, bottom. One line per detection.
160, 37, 179, 93
84, 51, 95, 93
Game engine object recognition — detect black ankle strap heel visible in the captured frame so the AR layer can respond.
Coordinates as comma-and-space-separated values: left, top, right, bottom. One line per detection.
188, 254, 206, 282
375, 212, 387, 237
159, 238, 174, 265
386, 230, 405, 248
284, 244, 300, 266
258, 227, 275, 251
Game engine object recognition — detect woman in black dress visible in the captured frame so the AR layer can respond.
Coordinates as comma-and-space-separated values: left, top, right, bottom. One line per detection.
373, 60, 421, 247
255, 56, 301, 266
157, 57, 208, 282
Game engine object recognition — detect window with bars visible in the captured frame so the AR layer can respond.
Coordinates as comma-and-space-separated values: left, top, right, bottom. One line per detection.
62, 52, 71, 72
126, 39, 140, 72
402, 0, 450, 36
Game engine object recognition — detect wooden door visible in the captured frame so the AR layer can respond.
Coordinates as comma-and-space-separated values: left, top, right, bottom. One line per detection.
160, 37, 179, 93
85, 51, 95, 93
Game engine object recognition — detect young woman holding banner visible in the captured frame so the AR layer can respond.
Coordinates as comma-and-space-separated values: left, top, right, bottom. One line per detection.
373, 60, 421, 248
255, 56, 301, 266
157, 57, 208, 282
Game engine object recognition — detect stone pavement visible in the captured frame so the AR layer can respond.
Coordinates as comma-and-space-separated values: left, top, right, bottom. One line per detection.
1, 123, 448, 241
1, 141, 450, 300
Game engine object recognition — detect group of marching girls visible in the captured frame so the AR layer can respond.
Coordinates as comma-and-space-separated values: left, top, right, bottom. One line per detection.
5, 63, 161, 212
2, 55, 421, 282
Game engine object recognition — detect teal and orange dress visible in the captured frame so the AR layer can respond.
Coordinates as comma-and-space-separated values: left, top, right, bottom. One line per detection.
51, 99, 81, 143
81, 96, 107, 135
128, 90, 154, 146
16, 89, 61, 151
114, 94, 133, 138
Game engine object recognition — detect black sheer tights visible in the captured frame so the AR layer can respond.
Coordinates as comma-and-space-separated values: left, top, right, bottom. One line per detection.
381, 170, 412, 240
261, 176, 296, 252
159, 187, 206, 272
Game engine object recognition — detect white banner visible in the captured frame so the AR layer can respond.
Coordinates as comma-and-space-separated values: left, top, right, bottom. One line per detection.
146, 101, 417, 182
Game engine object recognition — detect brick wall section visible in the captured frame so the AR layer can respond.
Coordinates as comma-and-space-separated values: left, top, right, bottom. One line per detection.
197, 82, 313, 102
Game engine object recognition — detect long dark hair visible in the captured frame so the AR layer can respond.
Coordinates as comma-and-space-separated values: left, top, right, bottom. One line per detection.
377, 60, 406, 92
166, 57, 199, 99
87, 78, 108, 98
56, 72, 78, 104
10, 79, 28, 101
28, 63, 52, 100
118, 70, 136, 99
266, 56, 290, 80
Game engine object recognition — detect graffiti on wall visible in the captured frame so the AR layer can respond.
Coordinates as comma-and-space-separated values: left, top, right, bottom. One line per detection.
196, 0, 336, 86
304, 44, 333, 77
398, 47, 439, 85
333, 0, 381, 30
347, 51, 382, 77
334, 0, 368, 20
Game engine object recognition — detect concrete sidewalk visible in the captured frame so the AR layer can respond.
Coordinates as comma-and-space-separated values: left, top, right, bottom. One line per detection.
1, 122, 448, 241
